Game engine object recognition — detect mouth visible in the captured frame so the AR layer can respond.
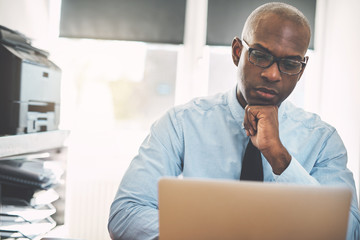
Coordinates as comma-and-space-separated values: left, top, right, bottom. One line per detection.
255, 87, 278, 100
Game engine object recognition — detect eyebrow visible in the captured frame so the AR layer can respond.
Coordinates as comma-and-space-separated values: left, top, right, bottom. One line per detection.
251, 43, 303, 60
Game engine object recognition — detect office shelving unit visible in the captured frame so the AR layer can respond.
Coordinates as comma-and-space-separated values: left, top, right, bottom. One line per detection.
0, 130, 69, 240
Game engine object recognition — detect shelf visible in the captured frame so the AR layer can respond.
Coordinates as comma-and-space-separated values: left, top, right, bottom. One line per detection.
0, 130, 70, 159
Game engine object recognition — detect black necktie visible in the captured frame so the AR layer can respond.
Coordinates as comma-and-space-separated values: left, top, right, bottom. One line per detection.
240, 139, 263, 181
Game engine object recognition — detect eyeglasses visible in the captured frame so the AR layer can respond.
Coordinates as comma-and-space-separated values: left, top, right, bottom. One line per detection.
242, 39, 308, 76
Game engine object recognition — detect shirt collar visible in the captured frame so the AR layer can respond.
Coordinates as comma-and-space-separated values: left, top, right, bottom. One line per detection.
228, 86, 245, 126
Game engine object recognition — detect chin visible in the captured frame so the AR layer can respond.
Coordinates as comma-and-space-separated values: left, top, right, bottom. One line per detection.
248, 99, 279, 106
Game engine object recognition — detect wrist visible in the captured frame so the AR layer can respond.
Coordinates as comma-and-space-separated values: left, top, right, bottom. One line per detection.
261, 143, 291, 175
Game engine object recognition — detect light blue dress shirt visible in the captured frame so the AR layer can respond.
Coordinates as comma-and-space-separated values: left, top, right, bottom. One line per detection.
108, 87, 360, 240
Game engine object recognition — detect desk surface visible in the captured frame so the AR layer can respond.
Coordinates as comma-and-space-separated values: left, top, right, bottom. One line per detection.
0, 130, 70, 159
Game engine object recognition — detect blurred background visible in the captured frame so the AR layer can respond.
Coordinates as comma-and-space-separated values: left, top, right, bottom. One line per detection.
0, 0, 359, 239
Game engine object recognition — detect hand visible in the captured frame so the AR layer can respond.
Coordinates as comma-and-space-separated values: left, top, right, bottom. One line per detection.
244, 105, 279, 150
243, 105, 291, 174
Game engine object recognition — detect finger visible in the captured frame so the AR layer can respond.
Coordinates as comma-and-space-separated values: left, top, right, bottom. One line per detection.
243, 107, 253, 135
245, 106, 257, 135
243, 121, 250, 136
247, 107, 257, 131
243, 112, 252, 136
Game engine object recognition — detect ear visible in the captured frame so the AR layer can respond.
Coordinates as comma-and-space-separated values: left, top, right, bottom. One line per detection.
232, 37, 243, 66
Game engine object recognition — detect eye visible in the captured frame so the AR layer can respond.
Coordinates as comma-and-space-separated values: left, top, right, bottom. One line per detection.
251, 50, 270, 59
281, 59, 301, 70
250, 50, 272, 65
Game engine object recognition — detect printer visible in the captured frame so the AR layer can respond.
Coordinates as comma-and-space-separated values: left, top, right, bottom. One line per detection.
0, 25, 61, 135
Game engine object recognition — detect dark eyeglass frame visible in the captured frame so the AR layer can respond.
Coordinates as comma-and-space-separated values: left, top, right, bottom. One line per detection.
242, 39, 308, 76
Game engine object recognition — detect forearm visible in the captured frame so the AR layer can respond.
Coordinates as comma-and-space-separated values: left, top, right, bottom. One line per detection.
261, 141, 291, 175
108, 200, 159, 240
108, 161, 162, 240
108, 166, 160, 240
108, 153, 179, 240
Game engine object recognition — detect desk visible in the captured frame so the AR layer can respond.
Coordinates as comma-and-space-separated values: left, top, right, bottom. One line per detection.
0, 130, 69, 159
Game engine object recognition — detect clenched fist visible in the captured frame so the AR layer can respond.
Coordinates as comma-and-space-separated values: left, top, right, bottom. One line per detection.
244, 105, 292, 174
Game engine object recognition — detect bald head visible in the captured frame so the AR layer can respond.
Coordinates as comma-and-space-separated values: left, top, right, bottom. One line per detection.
241, 2, 311, 48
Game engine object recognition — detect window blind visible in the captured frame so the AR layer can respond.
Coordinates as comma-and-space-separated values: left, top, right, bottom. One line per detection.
60, 0, 187, 44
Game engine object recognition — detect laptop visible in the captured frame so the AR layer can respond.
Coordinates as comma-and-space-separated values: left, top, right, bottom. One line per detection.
158, 178, 352, 240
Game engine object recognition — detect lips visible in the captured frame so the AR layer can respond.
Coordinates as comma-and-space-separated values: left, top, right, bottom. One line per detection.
255, 87, 279, 100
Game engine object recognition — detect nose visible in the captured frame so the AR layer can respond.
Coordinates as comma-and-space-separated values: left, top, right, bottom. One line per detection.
261, 62, 282, 82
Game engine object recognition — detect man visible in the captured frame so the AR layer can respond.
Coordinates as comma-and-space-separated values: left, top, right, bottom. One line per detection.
108, 2, 360, 240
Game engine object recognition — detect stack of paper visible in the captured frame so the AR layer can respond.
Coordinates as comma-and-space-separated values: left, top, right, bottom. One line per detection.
0, 158, 63, 239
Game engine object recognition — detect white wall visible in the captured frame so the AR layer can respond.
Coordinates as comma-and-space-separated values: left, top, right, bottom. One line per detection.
0, 0, 50, 48
312, 0, 360, 195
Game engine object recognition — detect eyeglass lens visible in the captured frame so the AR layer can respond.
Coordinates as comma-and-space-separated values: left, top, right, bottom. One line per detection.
249, 49, 303, 75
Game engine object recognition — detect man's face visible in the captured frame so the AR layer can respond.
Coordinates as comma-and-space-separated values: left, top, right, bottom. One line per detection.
233, 14, 310, 108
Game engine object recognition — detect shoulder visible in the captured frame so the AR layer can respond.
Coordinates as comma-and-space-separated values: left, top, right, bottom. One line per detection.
153, 91, 230, 133
281, 101, 335, 132
150, 91, 231, 147
171, 91, 230, 118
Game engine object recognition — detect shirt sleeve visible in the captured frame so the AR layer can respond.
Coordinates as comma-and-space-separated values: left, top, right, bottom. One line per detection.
108, 109, 183, 240
273, 157, 320, 185
274, 130, 360, 240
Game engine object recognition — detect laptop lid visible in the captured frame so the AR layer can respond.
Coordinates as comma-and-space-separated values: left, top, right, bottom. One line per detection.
158, 178, 352, 240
